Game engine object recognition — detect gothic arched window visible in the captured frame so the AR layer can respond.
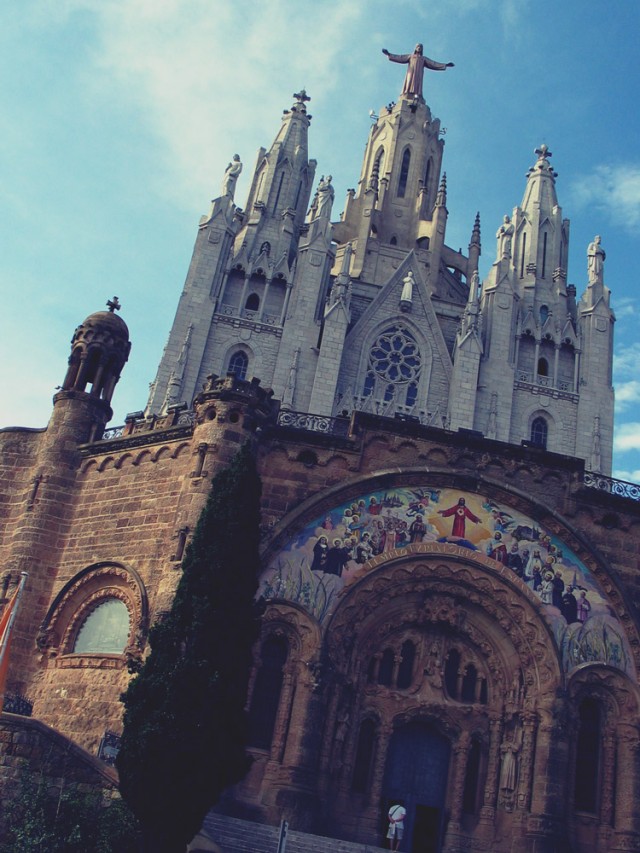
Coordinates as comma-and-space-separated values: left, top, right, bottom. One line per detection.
461, 664, 477, 703
444, 649, 460, 699
378, 648, 394, 686
540, 304, 549, 324
228, 350, 248, 380
537, 357, 549, 377
396, 640, 415, 689
248, 634, 288, 750
245, 293, 260, 312
362, 372, 375, 398
531, 416, 548, 449
406, 382, 418, 408
574, 699, 601, 813
398, 148, 411, 198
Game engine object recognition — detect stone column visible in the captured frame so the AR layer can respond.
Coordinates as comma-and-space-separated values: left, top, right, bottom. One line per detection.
597, 732, 616, 851
447, 731, 471, 832
369, 721, 393, 807
479, 715, 503, 825
525, 701, 570, 851
516, 712, 538, 813
611, 723, 640, 852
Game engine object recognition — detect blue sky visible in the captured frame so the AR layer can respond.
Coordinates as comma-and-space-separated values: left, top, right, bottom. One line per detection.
2, 0, 640, 479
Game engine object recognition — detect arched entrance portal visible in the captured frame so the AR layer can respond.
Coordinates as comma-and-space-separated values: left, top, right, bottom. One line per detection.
383, 721, 450, 853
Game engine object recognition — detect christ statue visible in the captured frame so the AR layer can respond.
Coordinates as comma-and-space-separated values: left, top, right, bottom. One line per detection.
382, 43, 454, 99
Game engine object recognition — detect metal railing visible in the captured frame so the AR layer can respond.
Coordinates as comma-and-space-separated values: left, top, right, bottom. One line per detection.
276, 409, 350, 437
583, 471, 640, 502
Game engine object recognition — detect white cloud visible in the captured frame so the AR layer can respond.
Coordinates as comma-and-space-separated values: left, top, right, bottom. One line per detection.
614, 342, 640, 379
32, 0, 372, 208
613, 296, 637, 320
614, 422, 640, 453
571, 164, 640, 231
615, 381, 640, 413
612, 468, 640, 484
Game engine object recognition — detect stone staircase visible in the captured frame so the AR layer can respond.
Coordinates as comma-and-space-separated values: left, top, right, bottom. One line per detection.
203, 813, 389, 853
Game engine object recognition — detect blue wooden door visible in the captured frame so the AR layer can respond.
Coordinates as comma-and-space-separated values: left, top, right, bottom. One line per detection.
383, 721, 450, 852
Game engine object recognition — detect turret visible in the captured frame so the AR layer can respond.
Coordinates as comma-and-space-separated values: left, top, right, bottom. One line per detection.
58, 297, 130, 442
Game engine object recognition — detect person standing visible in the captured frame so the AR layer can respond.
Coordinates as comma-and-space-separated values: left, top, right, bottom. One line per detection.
387, 803, 406, 851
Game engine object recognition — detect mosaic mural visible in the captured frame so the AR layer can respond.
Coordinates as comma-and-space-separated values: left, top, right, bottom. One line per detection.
259, 486, 634, 678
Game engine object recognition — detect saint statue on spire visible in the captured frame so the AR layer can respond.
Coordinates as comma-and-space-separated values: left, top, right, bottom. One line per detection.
382, 43, 454, 99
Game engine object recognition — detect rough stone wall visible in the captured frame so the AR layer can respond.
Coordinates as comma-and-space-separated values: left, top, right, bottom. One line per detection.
0, 713, 118, 841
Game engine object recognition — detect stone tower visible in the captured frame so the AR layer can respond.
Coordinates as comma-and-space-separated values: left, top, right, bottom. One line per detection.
474, 145, 615, 471
146, 90, 318, 415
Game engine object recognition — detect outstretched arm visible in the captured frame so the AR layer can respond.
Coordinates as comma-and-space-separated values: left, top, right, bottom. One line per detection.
382, 48, 410, 64
423, 56, 455, 71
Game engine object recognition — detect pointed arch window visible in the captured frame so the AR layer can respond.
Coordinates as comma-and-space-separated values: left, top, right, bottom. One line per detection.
397, 149, 411, 198
537, 357, 549, 377
424, 158, 432, 193
248, 634, 288, 750
530, 416, 548, 449
362, 372, 375, 398
378, 648, 394, 686
540, 304, 549, 324
396, 640, 415, 689
228, 350, 248, 380
461, 664, 478, 703
406, 382, 418, 408
245, 293, 260, 312
520, 233, 527, 278
444, 649, 460, 699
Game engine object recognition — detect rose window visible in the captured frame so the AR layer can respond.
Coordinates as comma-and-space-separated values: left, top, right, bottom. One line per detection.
368, 326, 421, 384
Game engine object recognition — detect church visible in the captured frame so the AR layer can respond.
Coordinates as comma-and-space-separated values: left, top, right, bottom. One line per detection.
1, 43, 639, 853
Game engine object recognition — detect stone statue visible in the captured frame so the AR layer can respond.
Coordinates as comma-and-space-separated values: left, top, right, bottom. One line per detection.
587, 235, 606, 283
382, 43, 454, 99
496, 215, 514, 259
499, 728, 523, 808
221, 154, 242, 199
400, 270, 415, 312
315, 174, 335, 219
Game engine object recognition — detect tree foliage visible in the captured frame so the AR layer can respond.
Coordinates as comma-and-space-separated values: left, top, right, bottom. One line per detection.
116, 442, 263, 853
0, 773, 140, 853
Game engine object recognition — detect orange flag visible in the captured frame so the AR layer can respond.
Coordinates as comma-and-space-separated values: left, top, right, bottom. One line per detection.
0, 572, 27, 704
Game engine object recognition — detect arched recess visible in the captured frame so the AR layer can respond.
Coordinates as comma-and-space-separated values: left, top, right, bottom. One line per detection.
37, 562, 148, 669
326, 555, 562, 711
316, 553, 563, 842
567, 665, 640, 850
244, 601, 322, 769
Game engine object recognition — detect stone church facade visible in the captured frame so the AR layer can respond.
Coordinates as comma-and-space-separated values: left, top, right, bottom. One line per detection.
1, 52, 639, 853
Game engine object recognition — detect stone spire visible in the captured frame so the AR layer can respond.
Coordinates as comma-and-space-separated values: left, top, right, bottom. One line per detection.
436, 172, 447, 207
468, 211, 481, 275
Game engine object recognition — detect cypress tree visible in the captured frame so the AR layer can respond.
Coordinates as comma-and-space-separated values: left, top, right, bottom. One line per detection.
116, 442, 262, 853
